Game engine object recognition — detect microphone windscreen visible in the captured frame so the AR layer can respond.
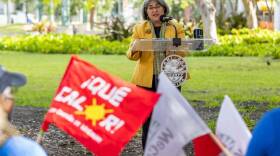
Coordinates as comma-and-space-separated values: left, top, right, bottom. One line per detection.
160, 15, 165, 22
160, 15, 173, 22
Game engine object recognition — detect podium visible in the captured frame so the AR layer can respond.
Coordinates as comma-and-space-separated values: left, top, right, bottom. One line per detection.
130, 38, 213, 86
131, 38, 213, 52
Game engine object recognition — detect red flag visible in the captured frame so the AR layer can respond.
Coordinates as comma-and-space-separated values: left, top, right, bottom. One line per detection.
193, 134, 223, 156
41, 56, 160, 156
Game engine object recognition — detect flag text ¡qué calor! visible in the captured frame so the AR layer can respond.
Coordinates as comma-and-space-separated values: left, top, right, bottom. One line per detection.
54, 86, 86, 111
80, 75, 131, 107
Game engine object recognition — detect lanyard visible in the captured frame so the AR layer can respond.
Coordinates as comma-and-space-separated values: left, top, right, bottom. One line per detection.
148, 21, 167, 76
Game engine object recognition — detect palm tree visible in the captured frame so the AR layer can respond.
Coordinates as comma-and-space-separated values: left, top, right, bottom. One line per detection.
85, 0, 113, 30
42, 0, 61, 23
195, 0, 219, 43
86, 0, 98, 30
242, 0, 258, 28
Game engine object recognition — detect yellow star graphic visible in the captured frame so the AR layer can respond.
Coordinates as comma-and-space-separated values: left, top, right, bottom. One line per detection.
75, 99, 114, 126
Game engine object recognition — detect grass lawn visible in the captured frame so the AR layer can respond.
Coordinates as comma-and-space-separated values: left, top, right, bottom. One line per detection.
186, 56, 280, 106
0, 52, 279, 127
0, 24, 26, 36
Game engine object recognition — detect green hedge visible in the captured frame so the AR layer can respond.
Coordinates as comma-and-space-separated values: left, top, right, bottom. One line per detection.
193, 28, 280, 58
0, 29, 280, 58
195, 43, 280, 58
0, 34, 130, 55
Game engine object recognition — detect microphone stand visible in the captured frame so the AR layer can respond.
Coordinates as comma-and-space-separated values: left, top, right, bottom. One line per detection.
167, 21, 181, 47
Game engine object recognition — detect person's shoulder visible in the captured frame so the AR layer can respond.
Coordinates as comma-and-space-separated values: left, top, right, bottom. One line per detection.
0, 136, 47, 156
133, 20, 149, 29
258, 108, 280, 127
265, 108, 280, 119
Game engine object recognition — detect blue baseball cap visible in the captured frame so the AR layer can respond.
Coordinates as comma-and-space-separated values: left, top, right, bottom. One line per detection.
0, 66, 26, 93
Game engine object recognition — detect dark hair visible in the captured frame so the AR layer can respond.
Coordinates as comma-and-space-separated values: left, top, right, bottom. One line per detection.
142, 0, 170, 20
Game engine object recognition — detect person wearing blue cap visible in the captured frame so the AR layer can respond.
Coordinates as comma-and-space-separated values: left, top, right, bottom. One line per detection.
0, 66, 47, 156
246, 108, 280, 156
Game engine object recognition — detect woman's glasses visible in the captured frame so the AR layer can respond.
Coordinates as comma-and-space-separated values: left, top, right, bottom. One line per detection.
147, 4, 162, 11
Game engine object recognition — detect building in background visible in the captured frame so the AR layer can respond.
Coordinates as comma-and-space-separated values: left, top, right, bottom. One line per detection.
0, 1, 28, 25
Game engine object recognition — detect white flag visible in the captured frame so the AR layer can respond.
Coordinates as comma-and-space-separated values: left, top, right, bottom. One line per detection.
144, 73, 210, 156
216, 95, 252, 156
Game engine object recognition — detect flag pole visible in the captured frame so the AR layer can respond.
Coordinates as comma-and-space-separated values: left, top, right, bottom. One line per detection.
209, 133, 233, 156
36, 129, 45, 144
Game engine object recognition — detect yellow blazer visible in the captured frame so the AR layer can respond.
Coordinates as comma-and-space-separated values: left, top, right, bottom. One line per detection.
126, 20, 187, 88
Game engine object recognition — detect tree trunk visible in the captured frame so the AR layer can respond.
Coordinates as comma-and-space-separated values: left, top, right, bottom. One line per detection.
89, 7, 95, 30
212, 0, 216, 8
274, 1, 280, 31
242, 0, 258, 29
61, 0, 70, 26
219, 0, 225, 22
228, 0, 238, 16
50, 0, 55, 23
83, 8, 88, 24
25, 0, 29, 23
265, 0, 273, 22
234, 0, 238, 14
118, 0, 123, 17
196, 0, 219, 43
6, 0, 10, 24
37, 0, 43, 21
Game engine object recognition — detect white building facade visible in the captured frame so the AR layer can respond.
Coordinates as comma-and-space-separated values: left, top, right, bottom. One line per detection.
0, 1, 27, 25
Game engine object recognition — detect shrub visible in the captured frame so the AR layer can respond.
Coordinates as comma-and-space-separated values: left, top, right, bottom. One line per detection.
195, 28, 280, 59
0, 28, 280, 59
0, 34, 129, 55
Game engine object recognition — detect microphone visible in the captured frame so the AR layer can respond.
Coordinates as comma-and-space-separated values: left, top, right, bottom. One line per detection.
160, 15, 173, 22
159, 15, 181, 47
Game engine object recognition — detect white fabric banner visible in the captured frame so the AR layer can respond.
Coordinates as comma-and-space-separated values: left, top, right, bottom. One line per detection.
216, 95, 252, 156
144, 73, 210, 156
